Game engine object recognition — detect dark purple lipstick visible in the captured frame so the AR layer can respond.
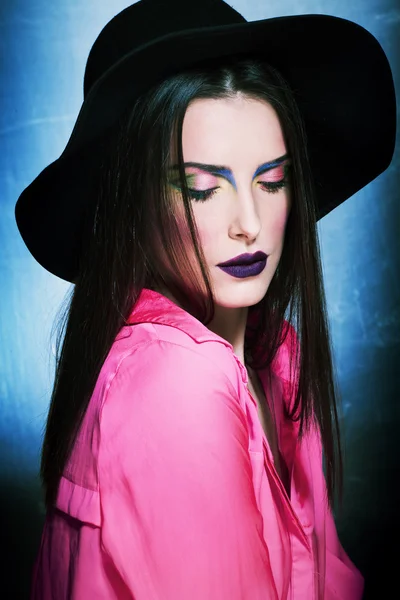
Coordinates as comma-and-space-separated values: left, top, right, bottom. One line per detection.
217, 251, 267, 267
217, 251, 268, 279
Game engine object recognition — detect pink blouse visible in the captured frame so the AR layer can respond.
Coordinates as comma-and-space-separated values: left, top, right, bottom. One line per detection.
31, 288, 364, 599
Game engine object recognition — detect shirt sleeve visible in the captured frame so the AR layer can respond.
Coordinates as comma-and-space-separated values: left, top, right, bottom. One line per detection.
98, 339, 277, 600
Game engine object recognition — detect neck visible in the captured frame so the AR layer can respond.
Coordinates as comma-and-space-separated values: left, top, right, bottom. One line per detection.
206, 303, 249, 367
155, 285, 249, 367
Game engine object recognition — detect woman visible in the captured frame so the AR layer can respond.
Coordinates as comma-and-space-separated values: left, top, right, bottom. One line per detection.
15, 1, 396, 598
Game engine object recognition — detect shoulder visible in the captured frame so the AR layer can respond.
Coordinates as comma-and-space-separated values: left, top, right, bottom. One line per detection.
270, 320, 300, 413
107, 318, 239, 382
272, 320, 299, 374
96, 328, 252, 475
97, 322, 242, 428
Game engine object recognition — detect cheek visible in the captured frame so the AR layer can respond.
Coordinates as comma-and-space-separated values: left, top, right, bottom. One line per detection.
195, 224, 211, 249
273, 209, 290, 236
174, 205, 212, 262
267, 197, 291, 241
190, 209, 217, 251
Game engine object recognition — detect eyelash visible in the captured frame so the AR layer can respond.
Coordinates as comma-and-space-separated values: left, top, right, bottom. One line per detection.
188, 180, 287, 203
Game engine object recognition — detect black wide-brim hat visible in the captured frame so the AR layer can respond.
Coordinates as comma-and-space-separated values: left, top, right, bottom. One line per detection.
15, 0, 396, 283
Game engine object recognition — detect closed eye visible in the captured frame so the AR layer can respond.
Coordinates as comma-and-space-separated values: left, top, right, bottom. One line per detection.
188, 178, 287, 202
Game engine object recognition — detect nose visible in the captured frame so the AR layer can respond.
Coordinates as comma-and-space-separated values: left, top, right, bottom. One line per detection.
229, 191, 262, 241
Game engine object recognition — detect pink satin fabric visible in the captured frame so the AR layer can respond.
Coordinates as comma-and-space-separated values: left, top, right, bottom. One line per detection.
31, 288, 364, 599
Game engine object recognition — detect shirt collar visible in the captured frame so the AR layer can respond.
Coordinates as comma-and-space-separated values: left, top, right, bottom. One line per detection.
126, 287, 236, 351
125, 288, 292, 391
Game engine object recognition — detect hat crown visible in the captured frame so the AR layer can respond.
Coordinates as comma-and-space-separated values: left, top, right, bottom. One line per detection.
83, 0, 246, 97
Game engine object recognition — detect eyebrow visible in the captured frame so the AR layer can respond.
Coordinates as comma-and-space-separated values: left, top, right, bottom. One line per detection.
168, 153, 289, 188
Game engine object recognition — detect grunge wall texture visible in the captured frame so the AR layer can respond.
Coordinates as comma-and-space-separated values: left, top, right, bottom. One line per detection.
1, 1, 398, 598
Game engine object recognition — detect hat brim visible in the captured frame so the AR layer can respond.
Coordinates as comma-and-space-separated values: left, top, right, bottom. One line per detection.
15, 13, 396, 282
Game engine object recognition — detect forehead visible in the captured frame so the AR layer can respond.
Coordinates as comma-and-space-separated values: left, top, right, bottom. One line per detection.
184, 96, 283, 132
180, 96, 286, 164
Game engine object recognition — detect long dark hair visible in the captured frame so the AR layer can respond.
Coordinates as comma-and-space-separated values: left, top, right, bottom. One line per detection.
42, 57, 343, 511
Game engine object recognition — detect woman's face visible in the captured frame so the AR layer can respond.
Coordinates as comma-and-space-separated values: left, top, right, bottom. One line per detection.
168, 95, 291, 309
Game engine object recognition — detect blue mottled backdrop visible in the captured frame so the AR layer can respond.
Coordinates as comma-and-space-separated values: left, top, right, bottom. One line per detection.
1, 1, 398, 598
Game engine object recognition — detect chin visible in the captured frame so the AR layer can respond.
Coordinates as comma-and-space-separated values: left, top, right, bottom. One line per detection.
212, 276, 270, 308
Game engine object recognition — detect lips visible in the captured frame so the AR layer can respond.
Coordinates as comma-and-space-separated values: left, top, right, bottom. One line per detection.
217, 250, 268, 267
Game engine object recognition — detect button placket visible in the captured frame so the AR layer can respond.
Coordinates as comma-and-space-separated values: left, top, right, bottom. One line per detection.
262, 437, 311, 552
234, 353, 313, 556
246, 376, 311, 553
